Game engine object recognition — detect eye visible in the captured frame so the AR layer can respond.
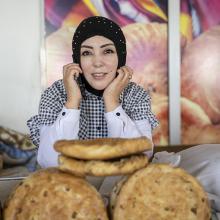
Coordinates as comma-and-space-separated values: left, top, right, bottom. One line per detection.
81, 50, 92, 56
104, 49, 115, 54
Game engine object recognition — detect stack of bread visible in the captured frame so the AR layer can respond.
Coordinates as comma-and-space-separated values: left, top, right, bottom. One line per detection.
3, 137, 211, 220
54, 136, 211, 220
54, 136, 152, 177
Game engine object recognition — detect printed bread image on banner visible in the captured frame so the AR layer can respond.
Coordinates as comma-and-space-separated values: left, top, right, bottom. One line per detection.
180, 0, 220, 145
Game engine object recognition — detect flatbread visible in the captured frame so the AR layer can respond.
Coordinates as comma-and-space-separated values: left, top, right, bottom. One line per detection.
58, 154, 148, 177
54, 137, 152, 160
109, 176, 128, 215
4, 168, 108, 220
111, 164, 210, 220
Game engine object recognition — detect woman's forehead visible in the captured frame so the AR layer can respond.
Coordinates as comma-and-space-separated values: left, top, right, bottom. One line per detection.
81, 35, 115, 47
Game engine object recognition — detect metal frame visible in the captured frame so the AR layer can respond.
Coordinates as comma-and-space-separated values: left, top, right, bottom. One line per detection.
168, 0, 181, 145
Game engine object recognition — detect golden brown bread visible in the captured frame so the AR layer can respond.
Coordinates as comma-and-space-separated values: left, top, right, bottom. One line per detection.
58, 154, 148, 177
111, 164, 211, 220
54, 137, 152, 160
109, 176, 128, 215
4, 168, 108, 220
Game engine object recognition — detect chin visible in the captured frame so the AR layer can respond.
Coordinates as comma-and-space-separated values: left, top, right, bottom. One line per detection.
92, 84, 106, 90
89, 81, 109, 90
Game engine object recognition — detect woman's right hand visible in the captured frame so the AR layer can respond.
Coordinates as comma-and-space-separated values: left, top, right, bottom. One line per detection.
63, 63, 82, 109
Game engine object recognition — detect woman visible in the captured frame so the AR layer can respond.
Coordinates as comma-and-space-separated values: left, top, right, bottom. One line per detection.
27, 16, 158, 168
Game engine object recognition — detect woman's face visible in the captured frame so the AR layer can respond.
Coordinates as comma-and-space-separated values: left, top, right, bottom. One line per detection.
80, 35, 118, 90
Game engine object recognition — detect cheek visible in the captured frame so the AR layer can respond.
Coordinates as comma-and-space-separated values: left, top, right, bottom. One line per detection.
107, 56, 118, 69
109, 69, 117, 76
80, 58, 91, 74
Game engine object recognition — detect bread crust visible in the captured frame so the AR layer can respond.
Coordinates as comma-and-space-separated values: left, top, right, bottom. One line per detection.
111, 164, 211, 220
58, 154, 148, 177
4, 168, 108, 220
109, 176, 128, 215
54, 137, 152, 160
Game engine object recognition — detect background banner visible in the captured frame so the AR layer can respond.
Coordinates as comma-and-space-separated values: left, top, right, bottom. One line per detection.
44, 0, 169, 146
180, 0, 220, 145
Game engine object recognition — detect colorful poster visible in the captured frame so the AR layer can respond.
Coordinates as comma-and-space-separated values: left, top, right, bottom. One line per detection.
44, 0, 168, 145
180, 0, 220, 145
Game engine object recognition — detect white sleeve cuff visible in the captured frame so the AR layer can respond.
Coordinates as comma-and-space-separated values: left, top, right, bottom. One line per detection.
105, 105, 127, 121
105, 105, 144, 138
105, 105, 154, 157
56, 106, 80, 121
55, 106, 80, 139
37, 107, 81, 168
105, 105, 129, 137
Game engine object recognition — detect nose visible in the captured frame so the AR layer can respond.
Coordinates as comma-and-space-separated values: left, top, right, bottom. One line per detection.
92, 54, 104, 67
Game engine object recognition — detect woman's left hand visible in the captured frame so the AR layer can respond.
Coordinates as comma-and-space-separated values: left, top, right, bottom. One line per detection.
103, 66, 133, 112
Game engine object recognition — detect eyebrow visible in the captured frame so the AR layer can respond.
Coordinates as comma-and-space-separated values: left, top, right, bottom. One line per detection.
81, 43, 115, 49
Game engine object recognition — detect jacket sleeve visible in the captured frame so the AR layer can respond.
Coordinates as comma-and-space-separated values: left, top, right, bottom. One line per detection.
37, 107, 80, 168
27, 80, 66, 147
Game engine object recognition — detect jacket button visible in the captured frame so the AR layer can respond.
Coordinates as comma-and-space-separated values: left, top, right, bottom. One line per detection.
116, 112, 120, 116
62, 112, 66, 116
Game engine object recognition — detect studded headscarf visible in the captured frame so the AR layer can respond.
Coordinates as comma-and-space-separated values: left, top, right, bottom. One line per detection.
72, 16, 127, 69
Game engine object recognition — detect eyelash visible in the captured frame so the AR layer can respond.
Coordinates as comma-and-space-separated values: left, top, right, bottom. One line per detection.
81, 49, 115, 56
104, 49, 115, 54
81, 51, 92, 56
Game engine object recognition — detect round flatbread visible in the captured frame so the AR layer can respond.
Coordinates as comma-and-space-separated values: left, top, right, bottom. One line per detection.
109, 176, 128, 215
54, 137, 152, 160
111, 164, 210, 220
4, 168, 108, 220
58, 154, 148, 177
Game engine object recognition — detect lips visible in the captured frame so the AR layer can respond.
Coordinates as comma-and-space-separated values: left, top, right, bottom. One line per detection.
92, 72, 107, 79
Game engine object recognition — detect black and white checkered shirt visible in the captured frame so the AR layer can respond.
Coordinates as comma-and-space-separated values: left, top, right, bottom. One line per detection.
27, 80, 159, 147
